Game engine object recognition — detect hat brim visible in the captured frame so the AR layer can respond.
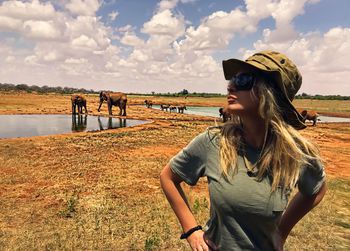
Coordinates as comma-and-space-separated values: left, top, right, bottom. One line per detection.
222, 58, 306, 130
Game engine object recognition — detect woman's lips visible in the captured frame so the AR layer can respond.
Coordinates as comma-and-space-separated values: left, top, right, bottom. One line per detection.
227, 97, 237, 104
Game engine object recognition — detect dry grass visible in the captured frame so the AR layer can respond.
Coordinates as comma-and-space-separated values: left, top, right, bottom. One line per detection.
285, 178, 350, 251
0, 92, 349, 250
294, 99, 350, 114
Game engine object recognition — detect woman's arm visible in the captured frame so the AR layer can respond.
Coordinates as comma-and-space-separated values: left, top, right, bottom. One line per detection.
278, 182, 327, 243
160, 164, 209, 251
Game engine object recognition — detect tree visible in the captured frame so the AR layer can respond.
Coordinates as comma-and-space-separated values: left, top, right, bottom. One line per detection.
179, 89, 189, 95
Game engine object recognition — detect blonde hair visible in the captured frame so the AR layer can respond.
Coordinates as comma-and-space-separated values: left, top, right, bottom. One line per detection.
218, 80, 321, 191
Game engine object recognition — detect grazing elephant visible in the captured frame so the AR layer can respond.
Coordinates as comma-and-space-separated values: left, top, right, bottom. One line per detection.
71, 94, 88, 114
160, 104, 170, 111
144, 100, 153, 108
300, 110, 319, 126
98, 91, 127, 116
219, 107, 233, 122
177, 105, 187, 113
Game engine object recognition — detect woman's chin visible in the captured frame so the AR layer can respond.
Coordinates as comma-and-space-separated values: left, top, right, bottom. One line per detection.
226, 104, 244, 114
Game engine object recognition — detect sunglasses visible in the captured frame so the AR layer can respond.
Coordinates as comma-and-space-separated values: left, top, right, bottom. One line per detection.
228, 72, 257, 91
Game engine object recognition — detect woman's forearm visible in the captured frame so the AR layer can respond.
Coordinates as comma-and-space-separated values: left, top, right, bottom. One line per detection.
160, 164, 198, 232
278, 182, 327, 241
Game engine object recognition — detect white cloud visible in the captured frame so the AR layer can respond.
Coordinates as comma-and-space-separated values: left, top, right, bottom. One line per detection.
23, 20, 61, 40
257, 0, 319, 44
60, 59, 94, 76
72, 35, 98, 49
65, 0, 101, 16
0, 16, 22, 31
158, 0, 179, 12
24, 55, 39, 65
120, 32, 145, 47
108, 11, 119, 21
5, 55, 15, 63
129, 49, 149, 62
43, 51, 58, 62
67, 16, 111, 49
118, 25, 134, 32
247, 27, 350, 95
142, 9, 185, 38
0, 0, 348, 95
0, 0, 56, 20
65, 58, 88, 64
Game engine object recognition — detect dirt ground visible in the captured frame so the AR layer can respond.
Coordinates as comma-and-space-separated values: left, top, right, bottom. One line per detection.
0, 92, 349, 250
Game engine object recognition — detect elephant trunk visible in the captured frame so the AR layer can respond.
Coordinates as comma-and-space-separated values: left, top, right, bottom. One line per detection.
98, 99, 103, 112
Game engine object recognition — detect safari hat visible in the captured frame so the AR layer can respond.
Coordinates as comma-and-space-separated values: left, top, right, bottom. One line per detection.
222, 50, 306, 130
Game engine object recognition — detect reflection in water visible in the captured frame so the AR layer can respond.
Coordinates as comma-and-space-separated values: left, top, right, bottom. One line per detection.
0, 114, 148, 139
97, 116, 126, 130
72, 114, 87, 132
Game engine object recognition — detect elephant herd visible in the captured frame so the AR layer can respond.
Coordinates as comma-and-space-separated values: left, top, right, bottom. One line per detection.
71, 92, 127, 116
71, 93, 320, 127
143, 100, 187, 113
159, 104, 187, 113
71, 93, 188, 116
218, 106, 320, 126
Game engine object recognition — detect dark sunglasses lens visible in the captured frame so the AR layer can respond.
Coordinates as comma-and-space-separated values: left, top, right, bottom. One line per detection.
231, 73, 255, 91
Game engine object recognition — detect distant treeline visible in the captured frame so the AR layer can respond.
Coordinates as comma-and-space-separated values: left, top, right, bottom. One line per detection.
0, 83, 98, 94
0, 83, 349, 100
130, 92, 224, 97
294, 93, 350, 100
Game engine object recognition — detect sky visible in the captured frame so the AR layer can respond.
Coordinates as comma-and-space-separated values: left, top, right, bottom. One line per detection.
0, 0, 349, 95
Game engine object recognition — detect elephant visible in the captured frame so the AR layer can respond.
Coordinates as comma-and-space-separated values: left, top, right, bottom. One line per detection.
71, 94, 88, 114
300, 110, 320, 126
219, 107, 233, 122
160, 104, 170, 111
98, 91, 127, 116
144, 100, 153, 108
177, 105, 187, 113
169, 105, 177, 112
71, 114, 87, 132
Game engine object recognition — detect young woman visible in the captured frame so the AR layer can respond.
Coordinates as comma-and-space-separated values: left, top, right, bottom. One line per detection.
160, 51, 326, 251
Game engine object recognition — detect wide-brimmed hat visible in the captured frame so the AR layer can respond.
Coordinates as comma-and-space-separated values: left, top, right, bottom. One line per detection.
222, 50, 306, 130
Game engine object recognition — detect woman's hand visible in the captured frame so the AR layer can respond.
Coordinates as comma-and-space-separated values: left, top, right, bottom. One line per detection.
187, 230, 210, 251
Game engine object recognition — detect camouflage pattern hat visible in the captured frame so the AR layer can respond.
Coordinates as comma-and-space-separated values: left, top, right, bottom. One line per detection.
222, 50, 306, 130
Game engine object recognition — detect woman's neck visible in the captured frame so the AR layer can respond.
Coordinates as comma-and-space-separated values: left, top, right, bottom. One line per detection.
241, 115, 266, 149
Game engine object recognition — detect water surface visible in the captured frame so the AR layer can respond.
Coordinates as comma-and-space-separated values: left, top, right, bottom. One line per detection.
151, 105, 350, 122
0, 114, 148, 139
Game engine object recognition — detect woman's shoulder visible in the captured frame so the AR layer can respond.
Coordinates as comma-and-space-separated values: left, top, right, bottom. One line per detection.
195, 127, 221, 146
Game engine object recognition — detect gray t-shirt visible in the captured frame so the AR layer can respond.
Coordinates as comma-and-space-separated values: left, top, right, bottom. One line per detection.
169, 130, 325, 251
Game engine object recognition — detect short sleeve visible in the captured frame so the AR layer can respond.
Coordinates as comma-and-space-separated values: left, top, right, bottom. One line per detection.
169, 132, 209, 186
298, 157, 326, 196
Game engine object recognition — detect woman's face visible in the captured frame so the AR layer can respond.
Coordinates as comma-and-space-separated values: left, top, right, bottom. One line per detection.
226, 71, 261, 116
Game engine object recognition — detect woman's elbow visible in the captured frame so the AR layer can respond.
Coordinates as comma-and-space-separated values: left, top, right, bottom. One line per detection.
160, 164, 172, 187
160, 164, 182, 188
315, 181, 327, 204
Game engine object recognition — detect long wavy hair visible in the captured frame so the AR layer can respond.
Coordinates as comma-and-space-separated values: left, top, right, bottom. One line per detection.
218, 78, 321, 192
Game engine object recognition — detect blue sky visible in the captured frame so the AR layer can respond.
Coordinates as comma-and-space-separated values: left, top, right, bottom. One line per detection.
0, 0, 349, 95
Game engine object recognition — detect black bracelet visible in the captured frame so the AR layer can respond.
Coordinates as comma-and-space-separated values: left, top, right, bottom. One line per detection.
180, 225, 202, 239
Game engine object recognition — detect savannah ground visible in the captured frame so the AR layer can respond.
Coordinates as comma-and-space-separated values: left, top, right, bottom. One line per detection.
0, 92, 349, 250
